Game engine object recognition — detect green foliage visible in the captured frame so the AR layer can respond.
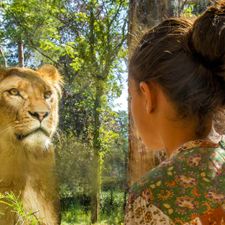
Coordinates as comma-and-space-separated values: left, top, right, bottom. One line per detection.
61, 203, 90, 225
55, 133, 94, 196
0, 0, 64, 66
180, 0, 210, 17
182, 2, 196, 17
0, 192, 41, 225
55, 110, 128, 223
61, 191, 125, 225
56, 109, 128, 198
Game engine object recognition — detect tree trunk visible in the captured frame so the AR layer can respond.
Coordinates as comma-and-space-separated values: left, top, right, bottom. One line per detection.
123, 143, 128, 212
90, 81, 103, 224
90, 151, 100, 223
0, 47, 7, 67
18, 40, 24, 67
110, 188, 114, 206
128, 0, 179, 186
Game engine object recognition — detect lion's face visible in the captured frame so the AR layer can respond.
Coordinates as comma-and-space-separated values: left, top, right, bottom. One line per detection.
0, 65, 62, 150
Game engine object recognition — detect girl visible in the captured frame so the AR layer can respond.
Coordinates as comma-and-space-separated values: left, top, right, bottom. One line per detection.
126, 1, 225, 224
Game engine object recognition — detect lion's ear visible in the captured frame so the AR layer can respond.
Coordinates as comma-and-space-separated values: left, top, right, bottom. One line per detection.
37, 65, 63, 84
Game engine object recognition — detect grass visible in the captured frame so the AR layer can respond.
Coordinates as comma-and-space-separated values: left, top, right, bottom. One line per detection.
0, 192, 41, 225
61, 191, 125, 225
0, 191, 125, 225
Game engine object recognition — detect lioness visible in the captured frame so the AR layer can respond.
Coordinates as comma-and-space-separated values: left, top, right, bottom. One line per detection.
0, 65, 62, 225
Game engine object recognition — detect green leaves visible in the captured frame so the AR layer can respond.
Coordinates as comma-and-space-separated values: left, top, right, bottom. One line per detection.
0, 192, 41, 225
70, 57, 84, 72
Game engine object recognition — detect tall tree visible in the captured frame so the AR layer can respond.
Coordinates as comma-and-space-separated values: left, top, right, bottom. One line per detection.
0, 0, 62, 67
18, 40, 24, 67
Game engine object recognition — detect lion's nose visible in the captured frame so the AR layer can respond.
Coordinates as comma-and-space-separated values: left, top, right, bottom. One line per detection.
28, 111, 49, 122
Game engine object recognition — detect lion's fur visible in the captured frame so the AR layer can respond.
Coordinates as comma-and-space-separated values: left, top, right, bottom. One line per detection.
0, 65, 62, 225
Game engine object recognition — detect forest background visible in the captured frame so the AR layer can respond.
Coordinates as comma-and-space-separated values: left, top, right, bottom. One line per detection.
0, 0, 212, 224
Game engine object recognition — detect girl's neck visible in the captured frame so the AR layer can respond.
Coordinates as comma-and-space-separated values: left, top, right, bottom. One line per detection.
161, 117, 213, 156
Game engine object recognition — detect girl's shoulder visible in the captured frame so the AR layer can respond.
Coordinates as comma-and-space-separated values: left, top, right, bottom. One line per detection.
127, 139, 225, 224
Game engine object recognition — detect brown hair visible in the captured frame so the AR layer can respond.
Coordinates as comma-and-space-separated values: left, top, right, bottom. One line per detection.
129, 1, 225, 136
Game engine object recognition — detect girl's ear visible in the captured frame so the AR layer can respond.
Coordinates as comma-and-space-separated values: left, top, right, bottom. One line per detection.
139, 81, 156, 113
37, 64, 63, 85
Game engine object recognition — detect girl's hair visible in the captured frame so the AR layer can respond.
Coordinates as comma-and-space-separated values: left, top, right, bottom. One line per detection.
129, 1, 225, 136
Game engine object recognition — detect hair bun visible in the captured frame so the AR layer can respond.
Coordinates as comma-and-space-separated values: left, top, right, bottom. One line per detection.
190, 1, 225, 71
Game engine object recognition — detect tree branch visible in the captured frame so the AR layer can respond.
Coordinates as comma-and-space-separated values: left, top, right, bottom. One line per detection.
178, 0, 188, 16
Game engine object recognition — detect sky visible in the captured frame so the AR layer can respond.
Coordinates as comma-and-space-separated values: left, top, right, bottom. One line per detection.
113, 78, 128, 112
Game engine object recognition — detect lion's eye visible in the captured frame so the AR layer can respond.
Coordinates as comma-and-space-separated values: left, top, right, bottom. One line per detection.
44, 91, 52, 99
8, 88, 20, 96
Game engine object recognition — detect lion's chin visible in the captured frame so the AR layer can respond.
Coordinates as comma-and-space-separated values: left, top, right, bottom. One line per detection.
18, 132, 51, 151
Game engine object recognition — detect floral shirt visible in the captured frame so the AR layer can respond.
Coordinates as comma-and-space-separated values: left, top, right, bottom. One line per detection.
125, 139, 225, 224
